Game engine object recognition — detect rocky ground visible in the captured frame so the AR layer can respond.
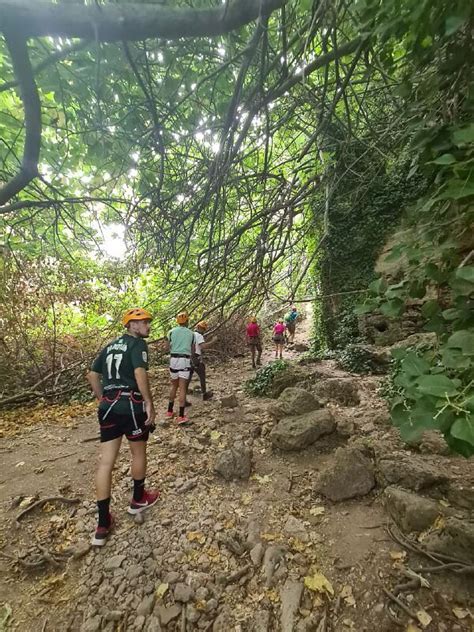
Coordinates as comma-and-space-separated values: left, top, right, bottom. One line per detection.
0, 326, 473, 632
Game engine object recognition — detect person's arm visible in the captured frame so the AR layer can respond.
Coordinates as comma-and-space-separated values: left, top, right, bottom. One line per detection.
134, 367, 156, 426
200, 335, 217, 350
87, 371, 103, 401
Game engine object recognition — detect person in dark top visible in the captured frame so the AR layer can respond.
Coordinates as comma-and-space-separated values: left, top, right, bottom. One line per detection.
87, 307, 159, 546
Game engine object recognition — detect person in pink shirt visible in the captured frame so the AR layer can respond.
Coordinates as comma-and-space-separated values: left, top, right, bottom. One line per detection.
246, 317, 262, 369
272, 318, 286, 359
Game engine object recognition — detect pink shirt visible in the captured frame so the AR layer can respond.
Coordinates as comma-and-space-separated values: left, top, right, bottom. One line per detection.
246, 323, 260, 337
273, 323, 285, 335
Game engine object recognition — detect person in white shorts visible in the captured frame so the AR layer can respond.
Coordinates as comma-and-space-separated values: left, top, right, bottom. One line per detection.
166, 312, 195, 425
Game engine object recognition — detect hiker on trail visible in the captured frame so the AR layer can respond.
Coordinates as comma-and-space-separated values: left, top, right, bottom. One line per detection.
188, 320, 215, 401
87, 308, 159, 547
246, 316, 262, 369
272, 318, 286, 359
284, 306, 298, 344
166, 311, 195, 425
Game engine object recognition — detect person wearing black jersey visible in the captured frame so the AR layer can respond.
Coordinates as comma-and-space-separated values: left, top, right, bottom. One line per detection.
87, 308, 159, 546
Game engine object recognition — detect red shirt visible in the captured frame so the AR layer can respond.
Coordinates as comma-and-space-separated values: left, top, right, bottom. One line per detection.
246, 323, 260, 337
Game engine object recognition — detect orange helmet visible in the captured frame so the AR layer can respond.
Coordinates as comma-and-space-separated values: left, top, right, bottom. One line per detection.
176, 311, 189, 325
196, 320, 208, 331
250, 316, 257, 323
122, 308, 153, 326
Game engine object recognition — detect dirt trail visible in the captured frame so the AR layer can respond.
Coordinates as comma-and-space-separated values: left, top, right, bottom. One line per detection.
0, 315, 473, 632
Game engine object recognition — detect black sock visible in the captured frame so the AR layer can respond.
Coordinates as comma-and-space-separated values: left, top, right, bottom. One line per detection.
97, 498, 111, 528
179, 406, 185, 417
133, 478, 145, 502
167, 401, 174, 413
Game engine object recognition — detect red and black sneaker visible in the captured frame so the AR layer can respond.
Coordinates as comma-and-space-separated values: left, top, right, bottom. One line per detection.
127, 489, 160, 515
91, 514, 115, 547
176, 415, 191, 426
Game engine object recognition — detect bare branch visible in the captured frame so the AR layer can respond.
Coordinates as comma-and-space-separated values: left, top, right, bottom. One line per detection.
0, 34, 41, 207
0, 0, 288, 42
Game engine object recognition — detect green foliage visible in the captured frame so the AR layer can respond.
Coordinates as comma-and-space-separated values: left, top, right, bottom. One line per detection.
244, 360, 289, 397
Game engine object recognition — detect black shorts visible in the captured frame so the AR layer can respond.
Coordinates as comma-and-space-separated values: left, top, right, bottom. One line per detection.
98, 408, 150, 443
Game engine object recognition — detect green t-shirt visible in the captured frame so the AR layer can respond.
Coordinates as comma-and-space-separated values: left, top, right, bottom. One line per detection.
92, 334, 148, 413
168, 326, 194, 356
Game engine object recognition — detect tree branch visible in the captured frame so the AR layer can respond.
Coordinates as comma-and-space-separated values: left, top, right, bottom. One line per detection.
0, 34, 41, 207
0, 0, 288, 42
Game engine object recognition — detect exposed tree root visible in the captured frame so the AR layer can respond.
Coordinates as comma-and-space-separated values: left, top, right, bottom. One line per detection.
16, 496, 80, 523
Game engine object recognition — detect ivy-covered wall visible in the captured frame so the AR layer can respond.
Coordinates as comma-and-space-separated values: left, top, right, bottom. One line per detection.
311, 160, 425, 352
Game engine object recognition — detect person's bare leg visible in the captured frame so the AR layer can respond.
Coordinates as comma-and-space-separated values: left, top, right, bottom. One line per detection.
251, 346, 256, 367
274, 344, 278, 358
129, 439, 147, 481
256, 343, 262, 365
96, 437, 122, 500
169, 378, 178, 404
178, 377, 187, 409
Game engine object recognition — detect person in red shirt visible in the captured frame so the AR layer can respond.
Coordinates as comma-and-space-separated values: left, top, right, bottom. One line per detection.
246, 316, 262, 369
272, 318, 286, 359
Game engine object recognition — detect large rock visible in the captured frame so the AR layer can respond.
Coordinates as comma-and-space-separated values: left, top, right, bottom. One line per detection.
424, 518, 474, 563
214, 443, 252, 480
417, 430, 451, 455
174, 583, 194, 603
252, 610, 271, 632
221, 393, 238, 408
280, 579, 303, 632
376, 455, 449, 491
317, 447, 375, 501
293, 343, 309, 352
384, 486, 441, 533
270, 366, 306, 398
268, 387, 320, 420
446, 484, 474, 511
156, 605, 181, 627
391, 332, 437, 350
270, 410, 335, 451
313, 378, 360, 407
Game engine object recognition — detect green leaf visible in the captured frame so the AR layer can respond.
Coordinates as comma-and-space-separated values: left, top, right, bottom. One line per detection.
445, 15, 467, 36
391, 347, 407, 361
354, 299, 379, 315
444, 433, 474, 458
416, 374, 459, 398
438, 182, 474, 200
442, 308, 461, 321
424, 263, 446, 283
421, 300, 440, 318
446, 330, 474, 355
368, 277, 387, 295
450, 277, 474, 296
452, 124, 474, 145
449, 415, 474, 452
441, 347, 471, 369
430, 153, 457, 165
455, 265, 474, 284
384, 245, 403, 263
380, 298, 404, 317
409, 281, 426, 299
402, 351, 431, 377
392, 402, 436, 443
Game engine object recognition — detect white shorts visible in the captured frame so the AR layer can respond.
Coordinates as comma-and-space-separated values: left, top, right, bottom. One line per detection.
169, 356, 191, 380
